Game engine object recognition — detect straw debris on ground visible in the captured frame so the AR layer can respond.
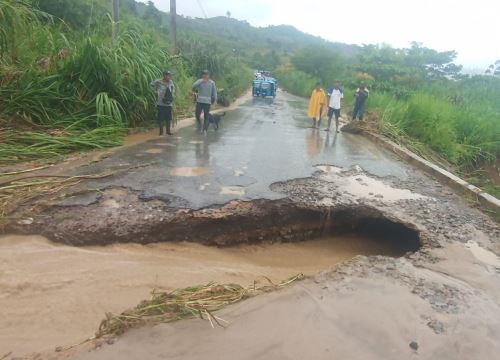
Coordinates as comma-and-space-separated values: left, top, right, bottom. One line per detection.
0, 171, 113, 225
97, 274, 305, 338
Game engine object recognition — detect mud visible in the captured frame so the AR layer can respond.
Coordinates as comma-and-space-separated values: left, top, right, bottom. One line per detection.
66, 254, 500, 360
0, 231, 413, 356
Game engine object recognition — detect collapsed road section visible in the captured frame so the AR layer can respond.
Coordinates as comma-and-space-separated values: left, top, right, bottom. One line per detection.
7, 183, 421, 252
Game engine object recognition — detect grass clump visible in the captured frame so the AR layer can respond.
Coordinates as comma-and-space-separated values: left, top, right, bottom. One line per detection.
368, 85, 500, 172
97, 274, 304, 338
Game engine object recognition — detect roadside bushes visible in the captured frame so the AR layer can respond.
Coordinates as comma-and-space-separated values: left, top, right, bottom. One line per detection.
368, 89, 500, 171
0, 1, 250, 164
275, 62, 318, 98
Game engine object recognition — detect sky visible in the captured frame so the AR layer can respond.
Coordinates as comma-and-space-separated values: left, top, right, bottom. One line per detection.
148, 0, 498, 69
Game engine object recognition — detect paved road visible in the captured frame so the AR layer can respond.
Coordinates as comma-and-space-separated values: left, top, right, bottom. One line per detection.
74, 91, 409, 209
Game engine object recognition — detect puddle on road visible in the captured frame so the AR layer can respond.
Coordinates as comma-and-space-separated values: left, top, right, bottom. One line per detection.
170, 167, 209, 177
102, 198, 120, 209
340, 175, 425, 201
106, 188, 128, 198
220, 186, 246, 195
465, 241, 500, 267
317, 165, 426, 202
144, 148, 164, 154
199, 183, 210, 191
154, 143, 177, 147
316, 165, 342, 174
0, 232, 413, 355
124, 131, 157, 146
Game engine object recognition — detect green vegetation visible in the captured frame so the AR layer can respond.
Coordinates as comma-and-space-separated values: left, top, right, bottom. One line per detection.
0, 0, 252, 164
274, 43, 499, 195
1, 1, 498, 196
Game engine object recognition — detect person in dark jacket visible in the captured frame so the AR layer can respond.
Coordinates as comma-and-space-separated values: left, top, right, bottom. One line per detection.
193, 70, 218, 132
352, 84, 369, 121
150, 70, 175, 136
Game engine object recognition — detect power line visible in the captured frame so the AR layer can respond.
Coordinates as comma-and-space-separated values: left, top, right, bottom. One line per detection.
195, 0, 208, 19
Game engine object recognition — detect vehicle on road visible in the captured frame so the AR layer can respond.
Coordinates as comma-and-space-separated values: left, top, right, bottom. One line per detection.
252, 78, 277, 98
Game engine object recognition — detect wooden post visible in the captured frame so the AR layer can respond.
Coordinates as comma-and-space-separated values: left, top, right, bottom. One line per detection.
112, 0, 120, 42
170, 0, 177, 53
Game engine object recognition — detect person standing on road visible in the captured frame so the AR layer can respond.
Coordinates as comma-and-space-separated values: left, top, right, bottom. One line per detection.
308, 82, 327, 128
193, 70, 218, 132
352, 84, 369, 121
326, 80, 344, 133
150, 70, 174, 136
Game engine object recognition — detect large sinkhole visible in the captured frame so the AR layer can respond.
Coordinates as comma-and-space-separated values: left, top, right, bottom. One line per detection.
142, 200, 422, 259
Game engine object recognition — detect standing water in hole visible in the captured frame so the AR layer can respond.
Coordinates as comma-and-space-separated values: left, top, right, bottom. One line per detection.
0, 232, 415, 355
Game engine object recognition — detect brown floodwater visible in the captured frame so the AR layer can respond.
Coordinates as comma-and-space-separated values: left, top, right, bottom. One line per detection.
1, 233, 411, 356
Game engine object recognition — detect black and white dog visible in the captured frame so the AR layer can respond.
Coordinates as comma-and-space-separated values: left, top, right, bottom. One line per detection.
203, 112, 226, 131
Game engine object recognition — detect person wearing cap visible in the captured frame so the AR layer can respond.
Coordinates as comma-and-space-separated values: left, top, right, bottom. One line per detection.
150, 70, 175, 136
192, 70, 217, 131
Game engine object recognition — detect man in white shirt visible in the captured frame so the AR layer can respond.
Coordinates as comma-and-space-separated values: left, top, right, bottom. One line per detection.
326, 80, 344, 133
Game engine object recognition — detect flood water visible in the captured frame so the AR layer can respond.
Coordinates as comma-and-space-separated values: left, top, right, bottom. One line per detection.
1, 233, 412, 355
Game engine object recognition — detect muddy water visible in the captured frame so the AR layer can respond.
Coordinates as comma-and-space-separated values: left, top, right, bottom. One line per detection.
1, 234, 408, 356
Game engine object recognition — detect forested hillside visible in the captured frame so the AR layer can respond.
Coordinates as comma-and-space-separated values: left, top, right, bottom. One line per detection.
1, 0, 498, 195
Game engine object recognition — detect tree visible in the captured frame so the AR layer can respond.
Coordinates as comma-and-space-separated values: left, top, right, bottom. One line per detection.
356, 43, 462, 83
226, 11, 231, 18
485, 60, 500, 76
406, 42, 462, 80
291, 45, 348, 83
35, 0, 105, 29
143, 0, 161, 25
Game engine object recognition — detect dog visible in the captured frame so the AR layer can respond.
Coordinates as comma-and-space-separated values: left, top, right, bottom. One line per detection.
203, 112, 225, 131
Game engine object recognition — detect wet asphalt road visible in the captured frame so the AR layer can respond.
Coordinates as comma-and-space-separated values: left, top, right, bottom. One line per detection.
77, 91, 410, 209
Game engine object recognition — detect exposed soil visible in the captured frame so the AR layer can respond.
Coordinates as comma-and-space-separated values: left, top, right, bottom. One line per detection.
7, 187, 422, 248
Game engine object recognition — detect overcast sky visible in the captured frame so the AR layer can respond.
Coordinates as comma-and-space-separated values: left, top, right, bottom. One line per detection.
147, 0, 498, 69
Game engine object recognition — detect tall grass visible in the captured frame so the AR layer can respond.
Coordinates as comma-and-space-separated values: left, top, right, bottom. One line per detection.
0, 1, 252, 164
368, 90, 500, 171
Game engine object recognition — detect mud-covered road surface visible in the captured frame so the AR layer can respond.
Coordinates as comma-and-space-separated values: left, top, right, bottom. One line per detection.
2, 90, 500, 359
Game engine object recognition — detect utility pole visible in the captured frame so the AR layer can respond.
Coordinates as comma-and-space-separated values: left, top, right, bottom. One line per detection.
170, 0, 177, 53
112, 0, 120, 43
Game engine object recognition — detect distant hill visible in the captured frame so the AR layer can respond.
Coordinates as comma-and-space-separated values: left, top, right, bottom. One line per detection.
176, 16, 359, 55
131, 1, 359, 60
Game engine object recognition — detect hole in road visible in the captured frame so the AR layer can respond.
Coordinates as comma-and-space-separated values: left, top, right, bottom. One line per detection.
244, 214, 421, 268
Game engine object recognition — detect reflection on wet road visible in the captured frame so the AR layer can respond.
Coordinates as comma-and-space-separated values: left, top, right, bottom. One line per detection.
77, 91, 410, 208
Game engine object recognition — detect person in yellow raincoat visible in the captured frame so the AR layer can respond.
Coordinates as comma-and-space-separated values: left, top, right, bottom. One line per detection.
308, 82, 327, 128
